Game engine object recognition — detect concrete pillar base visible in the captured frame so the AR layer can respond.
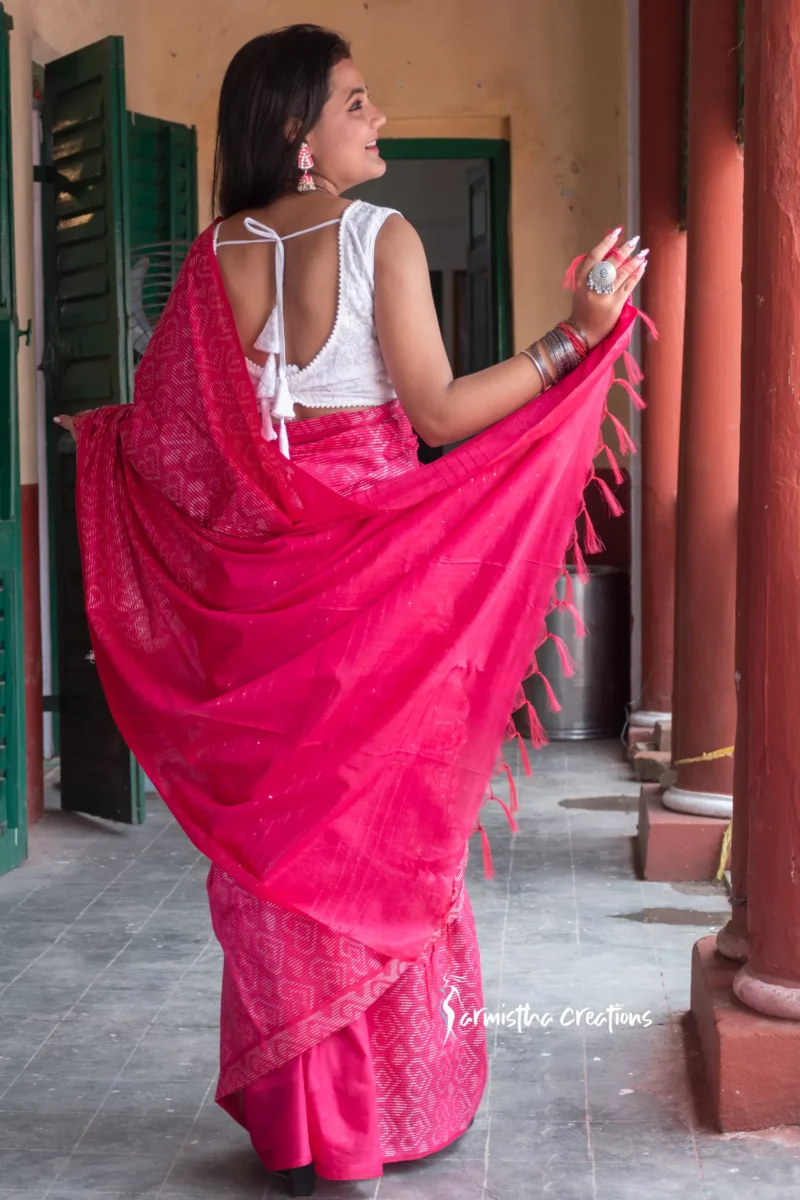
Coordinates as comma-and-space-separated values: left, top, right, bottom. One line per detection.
627, 711, 671, 750
733, 964, 800, 1021
662, 785, 733, 820
632, 709, 672, 729
716, 920, 749, 964
637, 785, 730, 881
691, 935, 800, 1130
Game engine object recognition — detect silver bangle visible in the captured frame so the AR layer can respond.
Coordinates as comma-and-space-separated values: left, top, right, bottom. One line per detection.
530, 340, 555, 388
564, 320, 590, 354
520, 347, 548, 390
550, 326, 581, 373
542, 328, 580, 381
541, 330, 566, 380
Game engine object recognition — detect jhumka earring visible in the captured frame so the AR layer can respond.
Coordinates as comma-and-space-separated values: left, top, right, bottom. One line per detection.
297, 142, 315, 192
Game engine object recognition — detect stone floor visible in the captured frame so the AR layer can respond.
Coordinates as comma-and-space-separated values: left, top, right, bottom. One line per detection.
1, 741, 800, 1199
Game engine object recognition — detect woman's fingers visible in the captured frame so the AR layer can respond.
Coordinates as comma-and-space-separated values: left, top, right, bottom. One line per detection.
608, 234, 642, 266
619, 258, 647, 296
583, 226, 624, 271
54, 414, 77, 440
614, 249, 648, 290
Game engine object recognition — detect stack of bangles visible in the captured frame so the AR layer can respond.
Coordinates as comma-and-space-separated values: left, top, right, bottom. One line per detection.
518, 320, 590, 390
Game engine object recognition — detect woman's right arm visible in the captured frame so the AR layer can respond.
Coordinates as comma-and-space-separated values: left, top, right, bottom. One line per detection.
374, 217, 645, 448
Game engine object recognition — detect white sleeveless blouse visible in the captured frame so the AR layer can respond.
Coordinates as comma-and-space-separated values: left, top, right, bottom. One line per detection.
214, 199, 400, 458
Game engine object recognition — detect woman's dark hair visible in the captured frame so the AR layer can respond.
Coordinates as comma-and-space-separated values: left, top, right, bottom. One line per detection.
213, 24, 351, 218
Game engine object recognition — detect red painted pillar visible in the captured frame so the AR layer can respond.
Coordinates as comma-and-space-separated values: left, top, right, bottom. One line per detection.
634, 0, 687, 732
717, 0, 761, 966
734, 0, 800, 1017
662, 0, 743, 820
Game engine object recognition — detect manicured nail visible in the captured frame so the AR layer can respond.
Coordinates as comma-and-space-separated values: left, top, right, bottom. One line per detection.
636, 248, 649, 260
625, 235, 640, 251
611, 226, 623, 238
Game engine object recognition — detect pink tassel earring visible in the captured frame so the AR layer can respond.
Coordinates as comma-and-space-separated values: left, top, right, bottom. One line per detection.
297, 142, 315, 193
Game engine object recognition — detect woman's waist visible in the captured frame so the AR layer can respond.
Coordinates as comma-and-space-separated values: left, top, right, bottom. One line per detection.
289, 395, 396, 423
285, 398, 420, 494
286, 396, 412, 445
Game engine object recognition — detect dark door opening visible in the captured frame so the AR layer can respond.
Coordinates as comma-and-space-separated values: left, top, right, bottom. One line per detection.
348, 139, 511, 462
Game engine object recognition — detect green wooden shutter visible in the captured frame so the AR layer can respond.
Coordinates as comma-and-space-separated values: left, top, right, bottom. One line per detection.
126, 112, 197, 366
42, 37, 145, 824
0, 4, 26, 874
127, 112, 198, 248
125, 111, 198, 797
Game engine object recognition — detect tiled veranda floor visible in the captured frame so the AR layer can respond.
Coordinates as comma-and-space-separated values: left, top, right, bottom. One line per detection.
1, 741, 800, 1200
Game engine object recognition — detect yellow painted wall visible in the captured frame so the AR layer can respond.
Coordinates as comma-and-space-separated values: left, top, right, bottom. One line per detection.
8, 0, 631, 485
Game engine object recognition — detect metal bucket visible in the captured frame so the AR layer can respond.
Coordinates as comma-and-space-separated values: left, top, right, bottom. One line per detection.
525, 566, 630, 740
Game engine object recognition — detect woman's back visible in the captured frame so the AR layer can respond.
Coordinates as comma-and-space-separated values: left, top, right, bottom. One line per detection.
214, 195, 403, 453
216, 192, 347, 374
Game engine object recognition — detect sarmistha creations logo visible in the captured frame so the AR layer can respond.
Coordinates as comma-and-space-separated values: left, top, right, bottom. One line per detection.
439, 974, 470, 1042
438, 976, 653, 1043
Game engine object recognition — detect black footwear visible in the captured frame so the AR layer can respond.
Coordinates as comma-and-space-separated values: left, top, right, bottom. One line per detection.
277, 1164, 316, 1197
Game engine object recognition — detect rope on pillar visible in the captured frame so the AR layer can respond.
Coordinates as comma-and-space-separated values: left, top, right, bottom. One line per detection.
674, 745, 734, 765
716, 820, 733, 882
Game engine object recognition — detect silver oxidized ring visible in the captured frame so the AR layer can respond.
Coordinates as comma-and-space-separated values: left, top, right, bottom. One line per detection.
586, 260, 618, 295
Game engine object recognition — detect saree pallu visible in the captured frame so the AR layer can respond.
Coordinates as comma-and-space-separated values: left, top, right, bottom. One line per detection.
209, 407, 485, 1179
72, 228, 639, 968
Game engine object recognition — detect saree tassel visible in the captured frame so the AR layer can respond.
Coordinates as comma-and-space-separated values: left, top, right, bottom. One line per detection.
554, 566, 586, 636
613, 375, 646, 412
603, 442, 625, 487
513, 728, 532, 776
278, 418, 290, 460
563, 254, 587, 293
493, 791, 519, 833
503, 762, 519, 814
593, 474, 624, 516
623, 349, 644, 385
581, 505, 605, 556
606, 409, 637, 456
535, 667, 562, 713
525, 699, 549, 750
562, 567, 575, 608
571, 532, 590, 584
638, 308, 660, 340
547, 632, 576, 677
562, 601, 586, 638
476, 820, 494, 879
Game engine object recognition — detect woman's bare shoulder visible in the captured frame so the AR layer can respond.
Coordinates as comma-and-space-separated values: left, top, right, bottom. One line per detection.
375, 213, 426, 269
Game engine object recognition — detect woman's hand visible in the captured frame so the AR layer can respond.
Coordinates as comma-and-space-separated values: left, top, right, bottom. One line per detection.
569, 229, 647, 349
53, 411, 91, 442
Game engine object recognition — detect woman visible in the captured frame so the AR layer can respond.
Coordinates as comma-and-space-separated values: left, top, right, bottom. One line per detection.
57, 24, 645, 1197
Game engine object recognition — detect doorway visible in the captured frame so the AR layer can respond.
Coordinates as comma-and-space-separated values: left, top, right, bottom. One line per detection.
348, 138, 512, 459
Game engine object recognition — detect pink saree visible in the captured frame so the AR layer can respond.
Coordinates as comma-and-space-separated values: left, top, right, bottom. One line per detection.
71, 224, 643, 1177
205, 408, 487, 1177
